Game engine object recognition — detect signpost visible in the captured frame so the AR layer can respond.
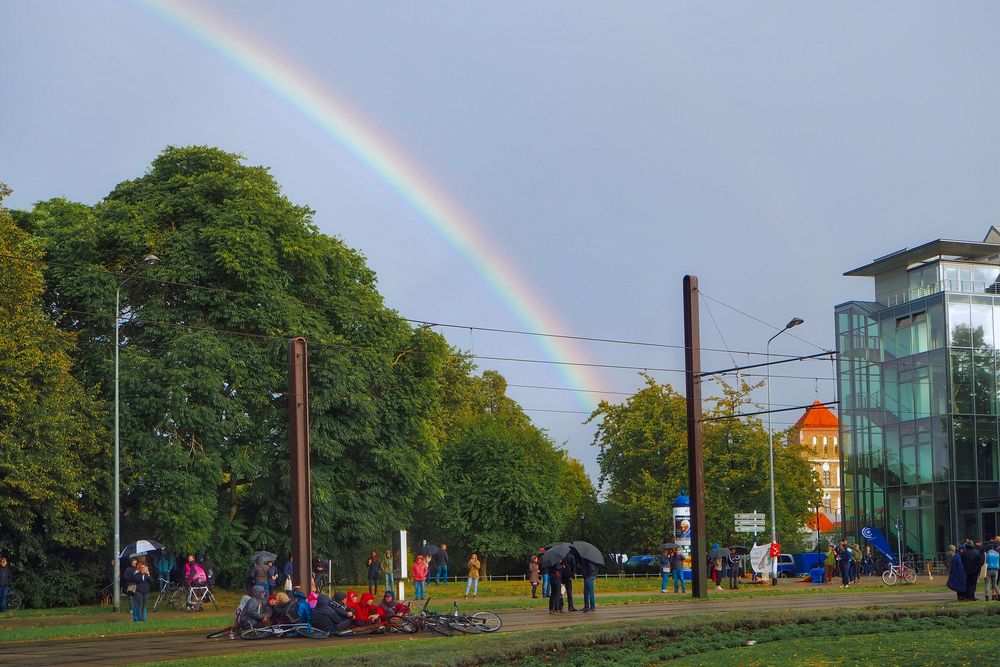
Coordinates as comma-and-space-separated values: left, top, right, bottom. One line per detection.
734, 512, 766, 534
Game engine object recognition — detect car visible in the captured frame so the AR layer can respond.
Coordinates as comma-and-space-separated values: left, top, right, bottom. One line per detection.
622, 554, 655, 573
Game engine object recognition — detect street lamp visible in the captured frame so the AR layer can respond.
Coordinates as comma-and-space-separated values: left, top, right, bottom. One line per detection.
113, 254, 159, 611
766, 317, 803, 585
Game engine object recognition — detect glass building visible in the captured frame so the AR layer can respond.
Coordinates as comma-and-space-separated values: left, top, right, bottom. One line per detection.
836, 229, 1000, 558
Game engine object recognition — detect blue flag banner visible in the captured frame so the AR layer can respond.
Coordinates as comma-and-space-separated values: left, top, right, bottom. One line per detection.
861, 526, 895, 564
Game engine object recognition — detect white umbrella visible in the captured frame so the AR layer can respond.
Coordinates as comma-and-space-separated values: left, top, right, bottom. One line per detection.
120, 539, 165, 559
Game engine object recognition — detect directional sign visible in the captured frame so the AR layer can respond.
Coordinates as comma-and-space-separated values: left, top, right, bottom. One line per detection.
735, 513, 766, 521
734, 526, 762, 533
735, 520, 766, 527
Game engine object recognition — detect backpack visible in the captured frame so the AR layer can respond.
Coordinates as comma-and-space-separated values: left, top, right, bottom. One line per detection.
187, 562, 207, 583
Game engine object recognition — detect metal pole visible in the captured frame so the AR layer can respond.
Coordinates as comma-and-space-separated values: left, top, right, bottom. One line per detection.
766, 329, 781, 586
288, 337, 313, 592
683, 275, 707, 599
113, 287, 121, 612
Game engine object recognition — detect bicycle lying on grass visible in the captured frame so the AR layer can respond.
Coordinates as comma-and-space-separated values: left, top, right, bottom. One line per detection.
404, 598, 501, 635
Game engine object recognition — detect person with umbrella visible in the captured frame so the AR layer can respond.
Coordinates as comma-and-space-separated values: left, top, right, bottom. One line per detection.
658, 547, 672, 593
539, 548, 550, 598
433, 544, 449, 585
669, 548, 687, 593
726, 547, 741, 590
581, 555, 598, 612
252, 556, 270, 597
548, 559, 563, 613
711, 544, 725, 591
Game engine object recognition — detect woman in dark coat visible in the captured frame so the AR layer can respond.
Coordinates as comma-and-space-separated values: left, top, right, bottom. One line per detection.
131, 562, 152, 621
946, 545, 966, 601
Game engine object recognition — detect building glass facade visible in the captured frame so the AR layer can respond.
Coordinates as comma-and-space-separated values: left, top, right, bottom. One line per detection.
837, 241, 1000, 558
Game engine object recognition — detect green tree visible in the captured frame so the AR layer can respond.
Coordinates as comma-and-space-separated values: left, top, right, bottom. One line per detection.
0, 184, 108, 605
590, 375, 820, 552
22, 147, 454, 580
430, 371, 593, 572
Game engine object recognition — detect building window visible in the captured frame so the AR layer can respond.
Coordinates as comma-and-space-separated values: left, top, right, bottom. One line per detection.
812, 436, 817, 448
823, 495, 832, 513
823, 469, 832, 486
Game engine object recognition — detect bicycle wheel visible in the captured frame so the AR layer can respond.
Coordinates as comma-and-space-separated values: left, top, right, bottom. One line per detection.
296, 626, 330, 639
387, 615, 418, 634
206, 626, 238, 640
882, 569, 897, 586
902, 566, 917, 584
471, 611, 501, 633
427, 618, 455, 636
6, 591, 22, 611
448, 616, 482, 633
240, 627, 275, 640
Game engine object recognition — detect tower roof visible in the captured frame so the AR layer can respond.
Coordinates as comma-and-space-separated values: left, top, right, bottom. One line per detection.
794, 400, 839, 429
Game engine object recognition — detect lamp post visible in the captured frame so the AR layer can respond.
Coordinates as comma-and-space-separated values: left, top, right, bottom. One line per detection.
113, 254, 159, 611
766, 316, 803, 585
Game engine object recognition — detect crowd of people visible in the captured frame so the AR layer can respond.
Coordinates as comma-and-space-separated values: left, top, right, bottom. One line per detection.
534, 547, 599, 614
947, 538, 1000, 601
120, 553, 214, 621
237, 584, 414, 634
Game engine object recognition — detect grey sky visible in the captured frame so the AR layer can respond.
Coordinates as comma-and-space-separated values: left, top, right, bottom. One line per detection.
3, 1, 999, 483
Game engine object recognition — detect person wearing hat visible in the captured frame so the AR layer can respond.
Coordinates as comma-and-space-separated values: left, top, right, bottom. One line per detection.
240, 585, 268, 630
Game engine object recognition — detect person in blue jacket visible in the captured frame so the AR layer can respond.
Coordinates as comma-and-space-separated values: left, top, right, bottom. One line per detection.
285, 586, 312, 625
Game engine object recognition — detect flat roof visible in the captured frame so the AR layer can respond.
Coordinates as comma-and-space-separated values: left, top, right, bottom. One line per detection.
844, 239, 1000, 277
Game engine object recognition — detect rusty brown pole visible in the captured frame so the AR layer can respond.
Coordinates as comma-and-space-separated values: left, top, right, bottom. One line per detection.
683, 275, 708, 599
288, 337, 313, 591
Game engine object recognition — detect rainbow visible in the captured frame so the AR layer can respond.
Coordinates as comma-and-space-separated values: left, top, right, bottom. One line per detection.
132, 0, 605, 409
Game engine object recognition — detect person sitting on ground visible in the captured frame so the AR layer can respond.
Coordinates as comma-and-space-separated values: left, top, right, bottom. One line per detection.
380, 590, 409, 618
269, 592, 291, 624
312, 593, 352, 633
239, 586, 269, 631
284, 586, 312, 625
344, 589, 367, 625
358, 591, 383, 624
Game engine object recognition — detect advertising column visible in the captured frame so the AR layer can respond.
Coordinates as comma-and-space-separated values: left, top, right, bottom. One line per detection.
673, 490, 692, 580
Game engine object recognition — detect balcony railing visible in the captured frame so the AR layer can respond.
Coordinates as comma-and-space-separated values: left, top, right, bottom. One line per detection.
885, 279, 1000, 307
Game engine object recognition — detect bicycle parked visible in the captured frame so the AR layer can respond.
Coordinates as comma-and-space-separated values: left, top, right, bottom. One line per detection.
882, 561, 917, 585
153, 579, 185, 611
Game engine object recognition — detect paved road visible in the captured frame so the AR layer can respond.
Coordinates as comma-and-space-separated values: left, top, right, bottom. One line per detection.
0, 590, 955, 666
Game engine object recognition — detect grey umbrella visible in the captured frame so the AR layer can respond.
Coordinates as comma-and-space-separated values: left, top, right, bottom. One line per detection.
540, 543, 573, 568
250, 551, 277, 565
420, 544, 440, 557
711, 546, 730, 560
659, 543, 678, 552
570, 541, 605, 566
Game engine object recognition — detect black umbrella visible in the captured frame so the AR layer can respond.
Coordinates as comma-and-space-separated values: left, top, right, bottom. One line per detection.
420, 544, 440, 557
730, 545, 750, 555
119, 539, 164, 559
711, 546, 730, 560
250, 551, 277, 565
540, 543, 573, 568
571, 541, 605, 566
659, 543, 678, 551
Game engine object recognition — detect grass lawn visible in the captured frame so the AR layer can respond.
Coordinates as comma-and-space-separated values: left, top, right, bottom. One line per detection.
667, 629, 994, 666
0, 577, 946, 642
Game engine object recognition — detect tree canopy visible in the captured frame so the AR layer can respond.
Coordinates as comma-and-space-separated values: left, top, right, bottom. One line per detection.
4, 147, 595, 601
590, 374, 820, 552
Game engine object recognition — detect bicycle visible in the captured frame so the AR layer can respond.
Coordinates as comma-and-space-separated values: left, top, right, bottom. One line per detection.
3, 589, 22, 612
882, 561, 917, 585
240, 623, 328, 640
446, 601, 502, 634
185, 585, 219, 612
404, 598, 456, 636
153, 579, 185, 611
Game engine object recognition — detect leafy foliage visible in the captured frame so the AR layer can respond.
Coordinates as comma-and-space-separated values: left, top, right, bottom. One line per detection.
0, 183, 109, 604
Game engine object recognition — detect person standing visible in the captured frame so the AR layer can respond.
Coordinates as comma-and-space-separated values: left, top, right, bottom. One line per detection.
581, 557, 597, 612
539, 548, 550, 597
852, 544, 862, 582
252, 557, 270, 597
961, 540, 983, 601
658, 548, 671, 593
836, 541, 851, 588
562, 551, 578, 611
434, 544, 449, 585
0, 558, 11, 612
366, 550, 381, 596
548, 561, 563, 614
824, 546, 836, 584
282, 557, 293, 592
946, 544, 966, 601
465, 553, 481, 598
131, 562, 152, 621
412, 555, 428, 600
528, 554, 540, 598
986, 544, 1000, 601
727, 549, 741, 590
669, 548, 687, 593
384, 550, 395, 594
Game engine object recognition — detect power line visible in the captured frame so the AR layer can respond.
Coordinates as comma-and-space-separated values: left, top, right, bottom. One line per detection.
698, 289, 829, 352
1, 251, 814, 359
